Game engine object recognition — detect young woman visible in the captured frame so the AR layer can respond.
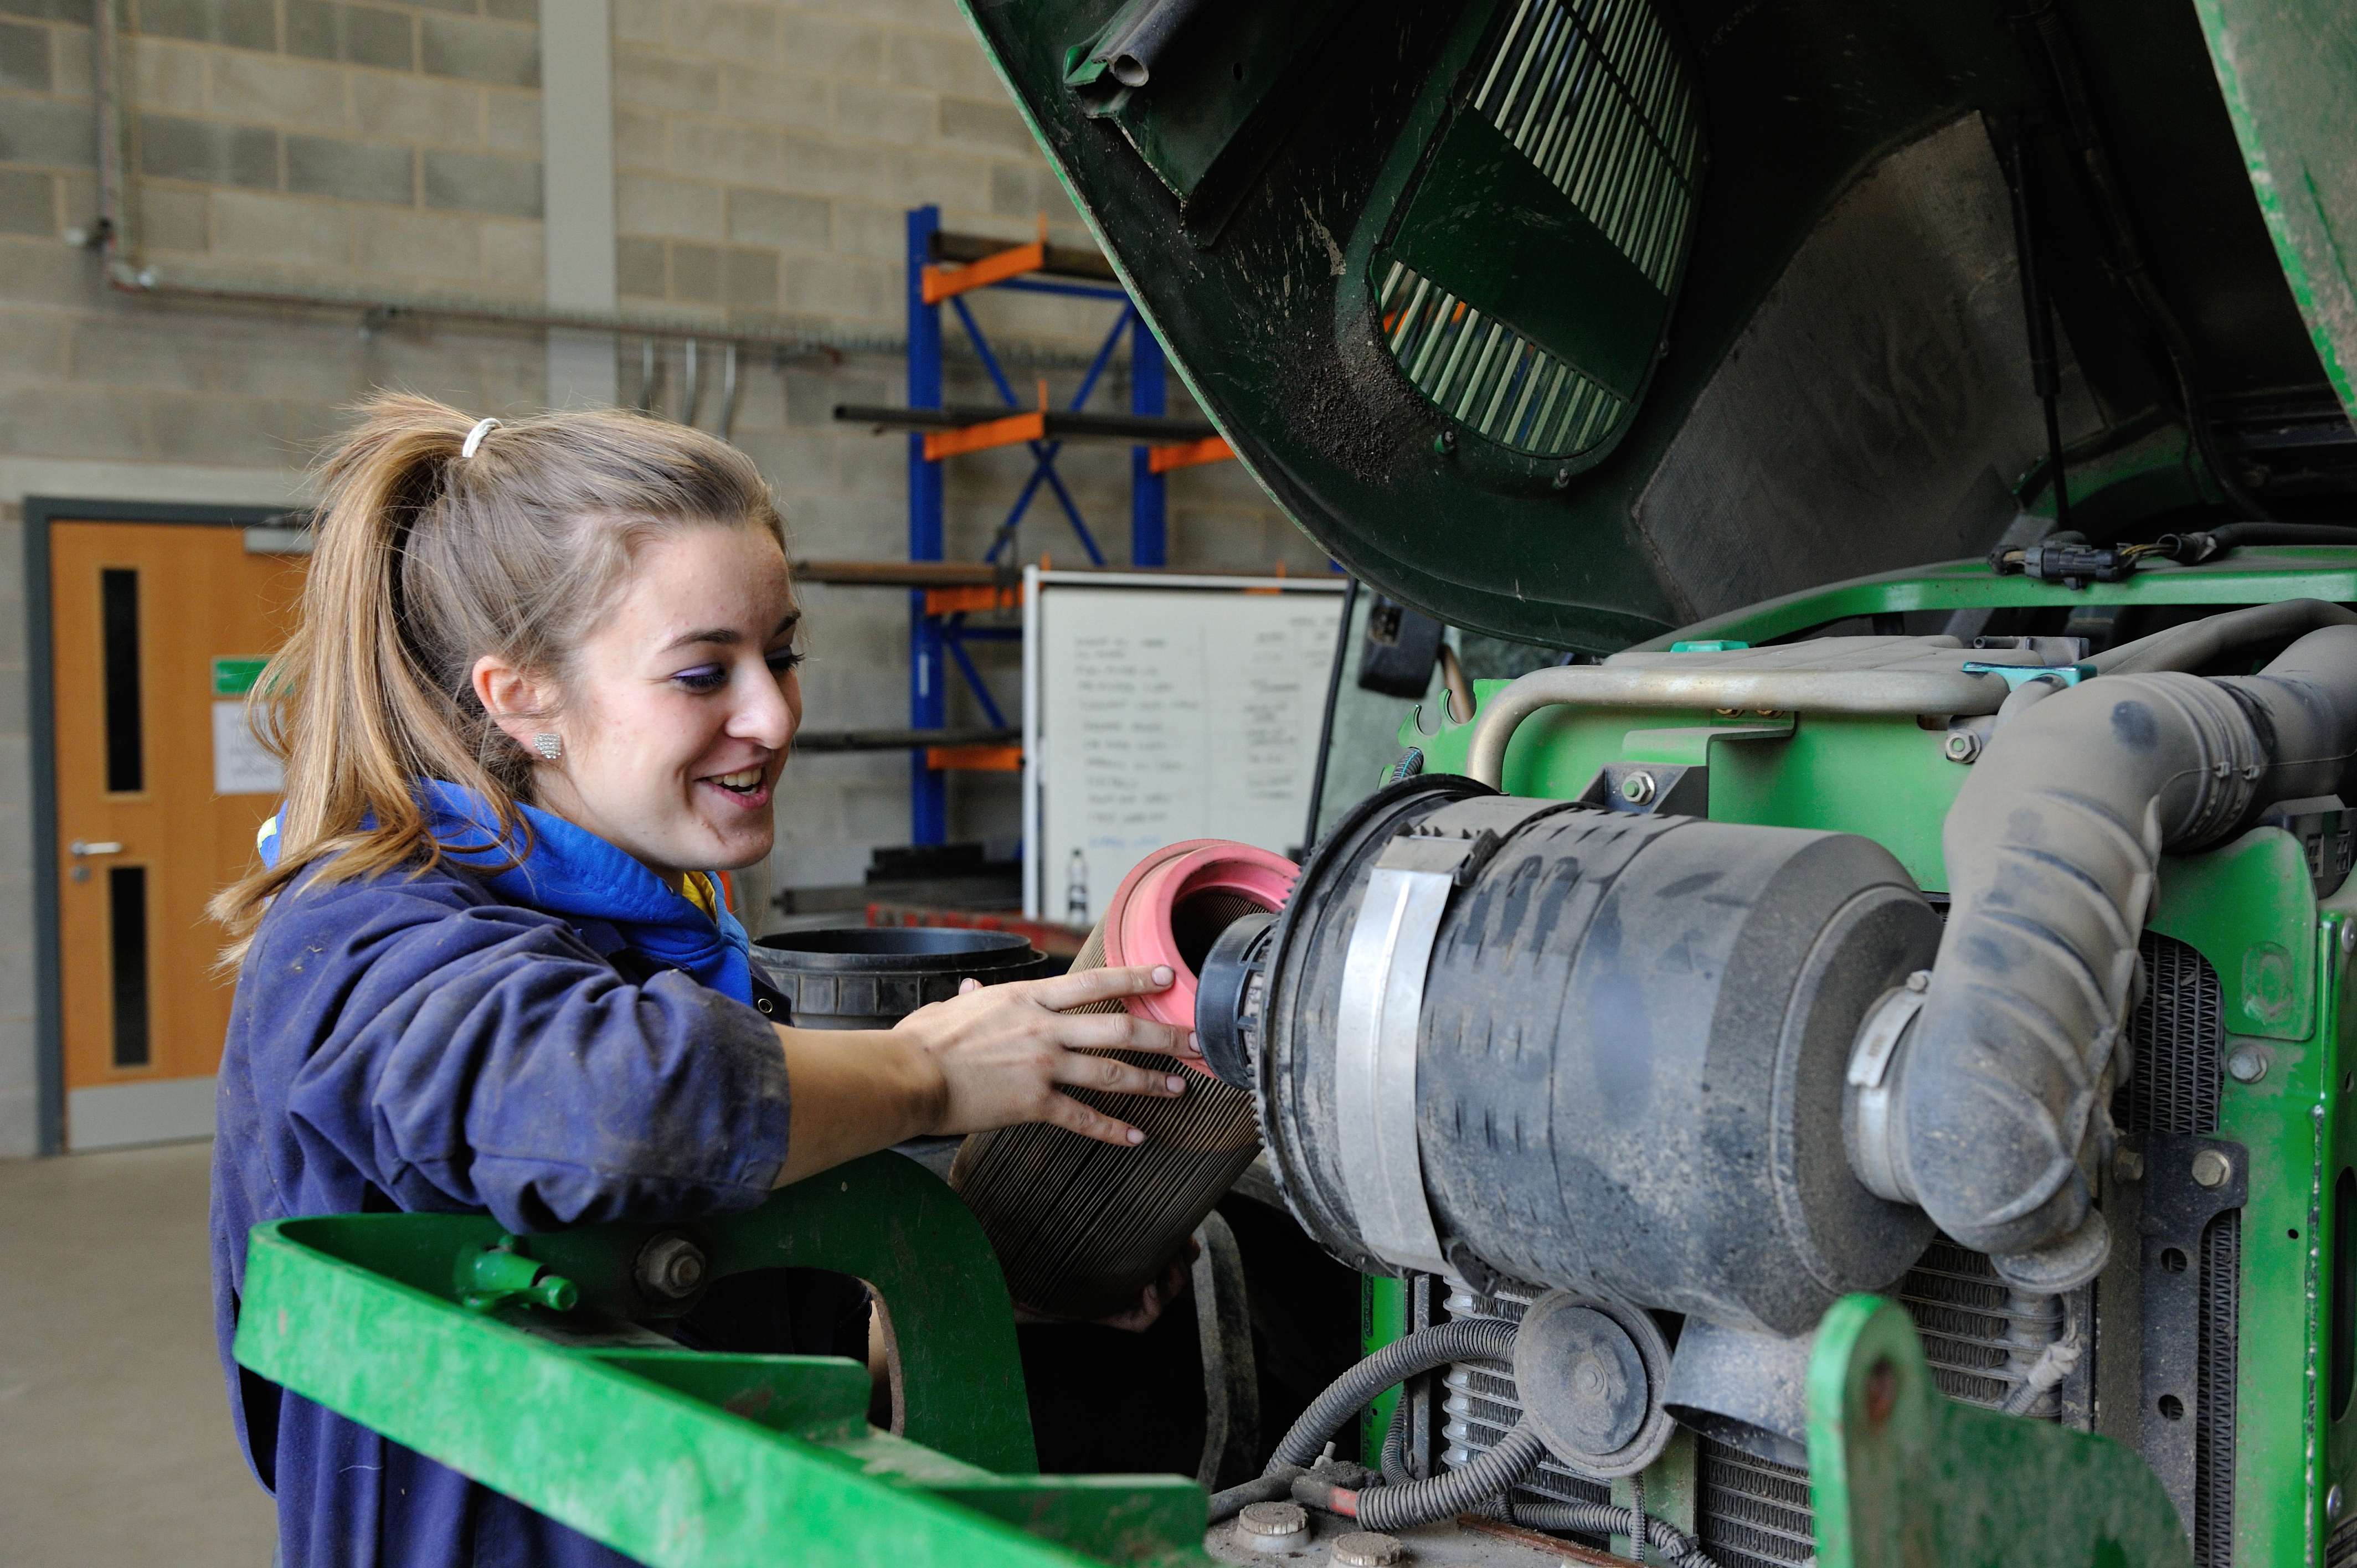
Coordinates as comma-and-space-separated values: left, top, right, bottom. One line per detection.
209, 395, 1196, 1567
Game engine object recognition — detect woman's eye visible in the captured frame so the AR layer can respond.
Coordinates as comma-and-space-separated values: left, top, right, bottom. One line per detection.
766, 649, 804, 675
672, 664, 728, 693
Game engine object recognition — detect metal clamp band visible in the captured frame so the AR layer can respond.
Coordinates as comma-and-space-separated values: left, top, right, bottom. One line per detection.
1335, 852, 1458, 1275
1845, 971, 1929, 1204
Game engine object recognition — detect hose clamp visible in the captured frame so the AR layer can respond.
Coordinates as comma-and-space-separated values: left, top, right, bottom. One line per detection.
1845, 971, 1929, 1204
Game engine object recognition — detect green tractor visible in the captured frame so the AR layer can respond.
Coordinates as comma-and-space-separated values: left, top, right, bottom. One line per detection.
235, 2, 2357, 1564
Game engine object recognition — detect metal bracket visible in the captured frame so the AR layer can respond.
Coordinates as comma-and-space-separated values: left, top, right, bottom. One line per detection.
1959, 661, 2094, 690
1334, 797, 1567, 1274
2134, 1130, 2248, 1531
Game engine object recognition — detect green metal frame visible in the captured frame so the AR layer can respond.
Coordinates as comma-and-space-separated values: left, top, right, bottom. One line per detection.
1805, 1295, 2195, 1567
236, 1152, 1211, 1568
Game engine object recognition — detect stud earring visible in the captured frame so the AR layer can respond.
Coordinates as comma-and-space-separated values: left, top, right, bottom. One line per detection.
532, 734, 563, 761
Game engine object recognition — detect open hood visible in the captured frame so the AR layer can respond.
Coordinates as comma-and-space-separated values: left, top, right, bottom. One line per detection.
959, 0, 2357, 651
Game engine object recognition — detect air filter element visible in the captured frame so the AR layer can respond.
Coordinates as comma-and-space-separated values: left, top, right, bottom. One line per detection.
951, 841, 1294, 1319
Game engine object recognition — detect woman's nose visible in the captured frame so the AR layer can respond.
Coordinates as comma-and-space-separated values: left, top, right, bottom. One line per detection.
732, 661, 798, 748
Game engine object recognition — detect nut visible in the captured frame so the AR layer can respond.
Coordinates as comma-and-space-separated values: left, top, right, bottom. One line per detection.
2226, 1044, 2268, 1084
1239, 1502, 1309, 1544
1619, 771, 1658, 806
1943, 730, 1982, 764
2191, 1149, 2232, 1189
2111, 1149, 2145, 1183
1330, 1533, 1404, 1567
635, 1234, 707, 1299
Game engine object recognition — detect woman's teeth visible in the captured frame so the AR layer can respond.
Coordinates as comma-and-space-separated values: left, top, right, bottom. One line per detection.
713, 768, 763, 791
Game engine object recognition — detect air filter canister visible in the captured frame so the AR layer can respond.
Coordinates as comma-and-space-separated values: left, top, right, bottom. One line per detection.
1237, 775, 1938, 1336
950, 840, 1295, 1319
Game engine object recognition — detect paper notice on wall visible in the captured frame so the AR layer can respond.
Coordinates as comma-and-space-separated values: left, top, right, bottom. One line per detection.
213, 700, 283, 796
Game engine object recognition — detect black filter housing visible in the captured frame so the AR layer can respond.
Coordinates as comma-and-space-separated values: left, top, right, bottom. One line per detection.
749, 927, 1057, 1030
1244, 776, 1938, 1335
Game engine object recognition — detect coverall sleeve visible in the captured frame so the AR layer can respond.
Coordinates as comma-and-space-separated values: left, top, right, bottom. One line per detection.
245, 869, 793, 1233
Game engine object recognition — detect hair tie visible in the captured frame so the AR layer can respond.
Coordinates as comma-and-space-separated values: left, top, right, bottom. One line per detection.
461, 416, 501, 458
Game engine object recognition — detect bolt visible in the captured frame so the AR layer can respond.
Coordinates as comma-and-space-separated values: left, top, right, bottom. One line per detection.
1239, 1502, 1308, 1545
2227, 1044, 2268, 1085
1331, 1533, 1404, 1567
1551, 465, 1573, 489
1865, 1358, 1897, 1425
1432, 429, 1457, 457
635, 1234, 707, 1299
2341, 921, 2356, 956
1619, 771, 1658, 806
1905, 970, 1931, 992
1943, 730, 1982, 764
2112, 1149, 2144, 1183
2331, 1483, 2345, 1523
2191, 1149, 2232, 1189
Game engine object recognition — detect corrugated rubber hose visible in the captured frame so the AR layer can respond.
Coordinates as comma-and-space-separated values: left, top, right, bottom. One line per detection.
1267, 1317, 1520, 1469
1351, 1419, 1547, 1532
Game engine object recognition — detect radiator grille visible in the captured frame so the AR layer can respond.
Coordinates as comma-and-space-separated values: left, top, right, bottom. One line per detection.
1376, 0, 1697, 460
1696, 1438, 1813, 1568
2120, 930, 2225, 1136
2195, 1210, 2240, 1568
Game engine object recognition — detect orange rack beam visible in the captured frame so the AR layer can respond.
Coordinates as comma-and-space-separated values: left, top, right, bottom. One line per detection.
1148, 435, 1236, 474
922, 583, 1024, 615
923, 410, 1048, 461
921, 240, 1047, 305
925, 744, 1023, 772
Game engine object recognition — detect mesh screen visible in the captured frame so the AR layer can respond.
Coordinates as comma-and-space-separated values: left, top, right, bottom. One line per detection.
1375, 0, 1698, 458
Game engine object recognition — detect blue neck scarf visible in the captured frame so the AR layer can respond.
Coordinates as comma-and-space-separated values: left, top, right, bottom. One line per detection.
261, 782, 753, 1003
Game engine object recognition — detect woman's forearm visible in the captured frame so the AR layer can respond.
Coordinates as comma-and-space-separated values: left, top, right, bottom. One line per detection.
771, 1025, 947, 1186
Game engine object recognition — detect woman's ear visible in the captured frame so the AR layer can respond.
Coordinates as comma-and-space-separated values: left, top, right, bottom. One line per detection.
472, 655, 553, 752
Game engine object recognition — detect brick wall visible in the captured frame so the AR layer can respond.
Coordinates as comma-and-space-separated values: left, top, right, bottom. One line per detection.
0, 0, 1311, 1157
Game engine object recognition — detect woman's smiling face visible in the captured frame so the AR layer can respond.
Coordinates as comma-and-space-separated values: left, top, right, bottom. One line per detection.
477, 522, 802, 886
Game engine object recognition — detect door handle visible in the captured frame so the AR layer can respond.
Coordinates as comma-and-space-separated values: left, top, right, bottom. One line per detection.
69, 840, 124, 857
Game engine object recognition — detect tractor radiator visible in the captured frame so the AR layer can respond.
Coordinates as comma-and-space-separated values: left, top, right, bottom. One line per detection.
1435, 932, 2235, 1567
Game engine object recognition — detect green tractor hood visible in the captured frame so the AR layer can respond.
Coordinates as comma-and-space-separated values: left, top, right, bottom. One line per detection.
958, 0, 2357, 651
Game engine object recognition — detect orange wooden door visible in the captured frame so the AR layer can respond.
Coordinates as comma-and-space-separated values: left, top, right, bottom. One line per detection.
50, 522, 307, 1148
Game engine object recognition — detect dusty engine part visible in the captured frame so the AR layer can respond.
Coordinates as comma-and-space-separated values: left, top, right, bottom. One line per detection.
748, 926, 1056, 1029
1226, 775, 1938, 1334
951, 842, 1292, 1318
1856, 625, 2357, 1285
1660, 1317, 1814, 1469
1508, 1291, 1675, 1478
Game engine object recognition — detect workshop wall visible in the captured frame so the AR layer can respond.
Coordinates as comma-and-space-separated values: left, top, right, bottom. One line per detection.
0, 0, 1317, 1157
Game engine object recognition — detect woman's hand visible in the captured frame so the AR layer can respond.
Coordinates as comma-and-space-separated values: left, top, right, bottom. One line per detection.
893, 964, 1198, 1147
770, 963, 1200, 1186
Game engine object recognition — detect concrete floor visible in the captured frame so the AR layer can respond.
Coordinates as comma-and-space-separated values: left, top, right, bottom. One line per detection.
0, 1141, 276, 1566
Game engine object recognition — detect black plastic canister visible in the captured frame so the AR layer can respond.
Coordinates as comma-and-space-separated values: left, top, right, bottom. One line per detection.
748, 927, 1059, 1030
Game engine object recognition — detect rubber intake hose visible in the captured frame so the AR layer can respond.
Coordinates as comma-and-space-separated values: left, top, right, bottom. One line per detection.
1267, 1317, 1519, 1469
1477, 1500, 1721, 1568
1348, 1419, 1547, 1533
1883, 626, 2357, 1267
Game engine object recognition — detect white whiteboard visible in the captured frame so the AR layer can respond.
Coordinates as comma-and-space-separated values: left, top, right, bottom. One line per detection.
1023, 570, 1347, 922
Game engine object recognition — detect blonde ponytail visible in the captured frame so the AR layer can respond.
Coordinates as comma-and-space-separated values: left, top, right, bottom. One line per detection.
209, 393, 786, 960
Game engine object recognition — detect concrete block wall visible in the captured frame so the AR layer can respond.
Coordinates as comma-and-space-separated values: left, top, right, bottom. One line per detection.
0, 0, 1313, 1157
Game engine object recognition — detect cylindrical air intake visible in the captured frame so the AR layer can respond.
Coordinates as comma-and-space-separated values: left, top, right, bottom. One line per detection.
950, 840, 1295, 1319
1221, 776, 1937, 1336
749, 927, 1058, 1029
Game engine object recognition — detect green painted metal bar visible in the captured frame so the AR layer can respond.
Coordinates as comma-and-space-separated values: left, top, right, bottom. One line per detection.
235, 1152, 1212, 1568
1805, 1293, 2194, 1567
1630, 546, 2357, 653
